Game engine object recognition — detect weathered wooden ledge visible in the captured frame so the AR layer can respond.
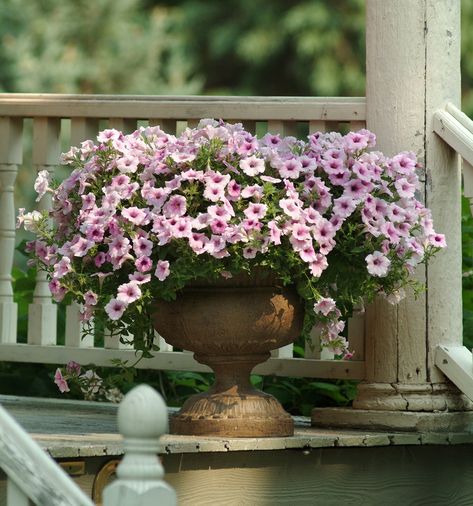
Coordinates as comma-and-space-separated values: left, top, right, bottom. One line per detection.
2, 394, 473, 459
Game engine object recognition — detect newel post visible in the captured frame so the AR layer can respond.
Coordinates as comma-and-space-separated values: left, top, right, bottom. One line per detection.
103, 384, 177, 506
313, 0, 473, 431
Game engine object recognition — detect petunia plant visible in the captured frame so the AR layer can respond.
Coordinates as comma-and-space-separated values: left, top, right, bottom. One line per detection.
18, 119, 446, 359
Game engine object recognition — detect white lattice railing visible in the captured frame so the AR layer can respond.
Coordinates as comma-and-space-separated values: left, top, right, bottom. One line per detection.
0, 94, 366, 380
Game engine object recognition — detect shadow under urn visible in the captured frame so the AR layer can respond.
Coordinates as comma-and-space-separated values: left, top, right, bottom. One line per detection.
152, 273, 304, 437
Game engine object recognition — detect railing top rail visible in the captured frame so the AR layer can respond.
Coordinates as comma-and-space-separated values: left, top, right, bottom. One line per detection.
434, 102, 473, 166
0, 93, 366, 120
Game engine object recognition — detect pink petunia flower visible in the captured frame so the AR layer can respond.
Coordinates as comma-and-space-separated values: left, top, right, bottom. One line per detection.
243, 203, 267, 220
278, 158, 302, 179
34, 170, 52, 201
66, 361, 81, 375
133, 236, 153, 258
121, 207, 148, 225
155, 260, 170, 281
105, 298, 127, 320
366, 251, 391, 277
279, 198, 301, 219
129, 272, 151, 284
163, 195, 187, 218
135, 256, 153, 273
53, 257, 72, 279
117, 281, 142, 303
309, 254, 328, 277
314, 297, 337, 316
54, 368, 70, 393
241, 184, 263, 200
428, 233, 447, 248
84, 290, 98, 306
240, 156, 265, 176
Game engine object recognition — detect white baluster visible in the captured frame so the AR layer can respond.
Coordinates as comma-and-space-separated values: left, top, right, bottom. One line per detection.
148, 119, 176, 135
309, 120, 327, 134
267, 120, 284, 135
305, 325, 335, 360
108, 118, 137, 134
104, 326, 134, 350
0, 118, 22, 344
28, 118, 61, 346
347, 303, 365, 360
271, 343, 294, 358
156, 331, 173, 352
305, 325, 321, 359
65, 303, 94, 347
70, 117, 99, 146
103, 384, 177, 506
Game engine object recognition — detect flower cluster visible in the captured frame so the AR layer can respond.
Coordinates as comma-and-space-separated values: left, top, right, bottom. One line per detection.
54, 361, 124, 402
20, 120, 446, 358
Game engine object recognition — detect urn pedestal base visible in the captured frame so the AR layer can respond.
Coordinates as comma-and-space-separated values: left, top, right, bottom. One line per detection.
170, 353, 294, 437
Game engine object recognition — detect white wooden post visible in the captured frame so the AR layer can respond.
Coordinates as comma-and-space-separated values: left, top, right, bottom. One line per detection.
27, 117, 61, 346
0, 118, 22, 344
103, 384, 177, 506
312, 0, 473, 430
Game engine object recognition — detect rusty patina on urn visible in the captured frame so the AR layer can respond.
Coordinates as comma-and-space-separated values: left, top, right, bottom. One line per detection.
152, 272, 304, 437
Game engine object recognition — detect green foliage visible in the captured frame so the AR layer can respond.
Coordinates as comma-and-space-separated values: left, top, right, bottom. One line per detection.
251, 375, 357, 416
462, 194, 473, 349
0, 0, 200, 94
155, 0, 365, 96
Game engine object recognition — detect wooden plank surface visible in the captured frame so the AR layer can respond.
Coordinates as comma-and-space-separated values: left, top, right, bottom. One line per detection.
2, 395, 473, 459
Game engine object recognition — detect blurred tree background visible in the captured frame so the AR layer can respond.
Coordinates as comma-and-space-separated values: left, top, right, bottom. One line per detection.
1, 0, 473, 400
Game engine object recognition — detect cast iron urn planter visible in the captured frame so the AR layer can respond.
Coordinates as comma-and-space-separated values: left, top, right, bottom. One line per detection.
152, 272, 304, 437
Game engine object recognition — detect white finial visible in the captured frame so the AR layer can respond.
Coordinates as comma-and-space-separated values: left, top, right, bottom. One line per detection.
103, 385, 177, 506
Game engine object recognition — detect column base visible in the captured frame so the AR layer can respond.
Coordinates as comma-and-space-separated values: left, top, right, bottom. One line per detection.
353, 382, 473, 411
312, 382, 473, 432
312, 407, 473, 432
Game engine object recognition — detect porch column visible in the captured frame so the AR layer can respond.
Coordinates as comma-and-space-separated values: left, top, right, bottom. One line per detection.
312, 0, 473, 431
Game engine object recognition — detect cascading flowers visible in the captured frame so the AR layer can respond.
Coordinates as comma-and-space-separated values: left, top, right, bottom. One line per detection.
18, 119, 446, 358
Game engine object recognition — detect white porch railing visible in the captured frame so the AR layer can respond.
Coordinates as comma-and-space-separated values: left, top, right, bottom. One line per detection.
0, 385, 176, 506
0, 94, 366, 380
433, 102, 473, 402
